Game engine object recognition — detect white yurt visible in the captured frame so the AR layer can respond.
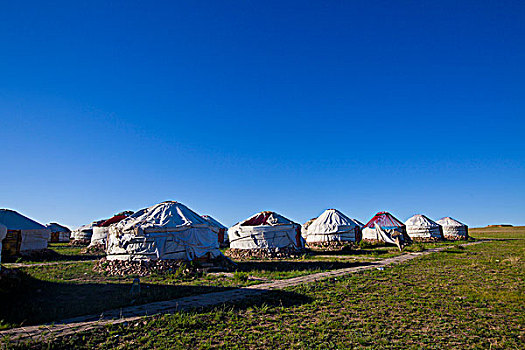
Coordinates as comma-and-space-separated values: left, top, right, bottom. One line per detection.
0, 223, 7, 266
89, 212, 132, 248
405, 214, 443, 241
46, 223, 71, 243
0, 209, 50, 257
71, 223, 96, 243
303, 209, 361, 244
362, 211, 410, 247
202, 215, 228, 246
229, 211, 303, 250
436, 217, 469, 240
106, 201, 222, 261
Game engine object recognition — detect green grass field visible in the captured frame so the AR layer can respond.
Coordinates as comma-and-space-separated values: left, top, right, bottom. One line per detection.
2, 227, 524, 348
0, 242, 419, 329
7, 226, 523, 349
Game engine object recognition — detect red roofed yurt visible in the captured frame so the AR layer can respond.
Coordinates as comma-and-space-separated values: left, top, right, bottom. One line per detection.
362, 211, 411, 248
227, 211, 304, 259
89, 211, 133, 249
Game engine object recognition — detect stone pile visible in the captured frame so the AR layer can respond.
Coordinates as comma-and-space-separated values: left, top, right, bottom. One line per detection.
411, 237, 444, 243
442, 235, 469, 241
94, 258, 198, 277
225, 247, 305, 260
82, 244, 106, 255
305, 241, 358, 251
69, 239, 90, 247
94, 255, 236, 276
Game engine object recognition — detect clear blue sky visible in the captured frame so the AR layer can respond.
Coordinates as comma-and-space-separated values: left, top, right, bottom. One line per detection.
1, 1, 524, 228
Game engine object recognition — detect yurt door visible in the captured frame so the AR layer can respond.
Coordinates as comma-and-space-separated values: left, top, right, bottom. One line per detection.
2, 230, 22, 259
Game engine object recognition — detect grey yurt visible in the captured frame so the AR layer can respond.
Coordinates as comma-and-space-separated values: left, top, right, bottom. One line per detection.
0, 209, 50, 259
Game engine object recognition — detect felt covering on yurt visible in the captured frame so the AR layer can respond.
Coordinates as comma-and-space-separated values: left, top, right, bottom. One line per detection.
202, 215, 228, 245
229, 211, 303, 250
106, 201, 221, 261
436, 217, 469, 239
303, 209, 361, 243
0, 209, 50, 252
405, 214, 443, 240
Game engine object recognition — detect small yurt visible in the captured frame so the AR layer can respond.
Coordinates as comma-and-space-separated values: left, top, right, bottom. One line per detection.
202, 215, 228, 247
89, 212, 133, 248
405, 214, 443, 242
362, 211, 410, 247
106, 201, 222, 261
0, 209, 50, 259
302, 209, 361, 248
46, 223, 71, 243
70, 223, 96, 244
436, 217, 469, 240
228, 211, 303, 252
0, 223, 7, 267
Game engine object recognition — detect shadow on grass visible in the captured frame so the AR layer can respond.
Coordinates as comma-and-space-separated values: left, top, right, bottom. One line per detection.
3, 250, 103, 264
307, 248, 392, 257
235, 260, 372, 272
0, 270, 232, 328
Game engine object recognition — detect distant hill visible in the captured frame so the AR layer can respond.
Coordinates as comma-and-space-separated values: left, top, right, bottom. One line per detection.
487, 224, 513, 227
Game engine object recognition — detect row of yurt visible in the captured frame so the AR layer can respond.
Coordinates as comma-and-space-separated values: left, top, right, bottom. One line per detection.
404, 215, 468, 240
0, 203, 468, 264
0, 209, 50, 260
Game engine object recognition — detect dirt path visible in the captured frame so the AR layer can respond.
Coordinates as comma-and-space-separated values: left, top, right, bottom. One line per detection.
3, 260, 98, 268
0, 241, 484, 344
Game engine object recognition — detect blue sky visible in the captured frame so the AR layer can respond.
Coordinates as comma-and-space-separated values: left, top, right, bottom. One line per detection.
1, 1, 524, 228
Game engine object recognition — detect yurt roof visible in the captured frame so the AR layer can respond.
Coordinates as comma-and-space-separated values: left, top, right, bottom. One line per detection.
436, 217, 466, 227
364, 211, 404, 228
302, 217, 317, 231
0, 209, 47, 230
202, 215, 227, 229
405, 214, 440, 228
351, 218, 365, 227
46, 222, 71, 232
115, 201, 209, 231
99, 212, 133, 227
308, 209, 358, 232
239, 211, 297, 227
75, 222, 95, 232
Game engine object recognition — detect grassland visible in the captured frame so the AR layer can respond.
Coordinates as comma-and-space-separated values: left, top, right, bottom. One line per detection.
0, 241, 455, 330
9, 226, 523, 349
